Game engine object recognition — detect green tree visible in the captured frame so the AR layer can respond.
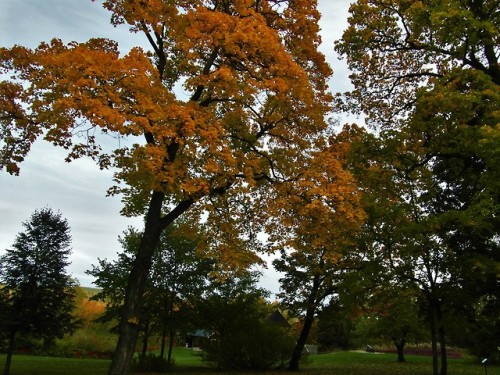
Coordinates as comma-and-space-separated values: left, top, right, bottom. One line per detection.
271, 127, 365, 371
317, 298, 357, 351
0, 208, 78, 375
346, 124, 499, 374
148, 223, 213, 366
462, 296, 500, 362
356, 288, 427, 362
194, 271, 293, 370
1, 2, 332, 372
336, 2, 499, 374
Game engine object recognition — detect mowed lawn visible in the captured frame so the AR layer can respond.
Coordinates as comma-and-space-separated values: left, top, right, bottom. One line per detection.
0, 348, 496, 375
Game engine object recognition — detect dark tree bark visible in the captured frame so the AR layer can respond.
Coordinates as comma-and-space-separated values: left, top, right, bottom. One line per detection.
139, 317, 151, 370
429, 298, 439, 375
3, 330, 16, 375
394, 339, 406, 363
288, 306, 316, 371
437, 303, 448, 375
167, 328, 175, 366
159, 318, 168, 361
108, 192, 193, 375
288, 272, 324, 371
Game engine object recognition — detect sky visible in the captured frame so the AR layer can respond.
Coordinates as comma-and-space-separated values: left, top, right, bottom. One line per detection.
0, 0, 356, 293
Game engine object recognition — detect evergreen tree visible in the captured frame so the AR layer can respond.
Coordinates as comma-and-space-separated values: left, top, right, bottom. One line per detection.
0, 208, 78, 375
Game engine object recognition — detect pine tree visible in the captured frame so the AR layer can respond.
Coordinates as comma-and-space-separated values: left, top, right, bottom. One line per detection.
0, 208, 78, 375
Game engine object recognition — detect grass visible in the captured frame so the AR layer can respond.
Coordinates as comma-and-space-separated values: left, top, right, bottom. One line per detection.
303, 351, 494, 375
0, 348, 497, 375
0, 355, 110, 375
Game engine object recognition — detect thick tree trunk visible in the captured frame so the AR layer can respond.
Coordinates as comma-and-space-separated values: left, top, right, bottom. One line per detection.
3, 330, 16, 375
108, 192, 193, 375
108, 228, 160, 375
394, 339, 406, 363
288, 306, 315, 371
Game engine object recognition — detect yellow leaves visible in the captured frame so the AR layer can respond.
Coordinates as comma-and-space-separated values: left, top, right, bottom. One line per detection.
127, 316, 140, 326
102, 0, 179, 35
264, 124, 366, 257
2, 1, 336, 254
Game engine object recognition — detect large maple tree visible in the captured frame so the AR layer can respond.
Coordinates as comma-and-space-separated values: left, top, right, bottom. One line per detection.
1, 1, 335, 374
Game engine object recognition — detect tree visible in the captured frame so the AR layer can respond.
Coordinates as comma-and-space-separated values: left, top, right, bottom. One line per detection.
317, 297, 357, 352
461, 295, 500, 362
335, 0, 499, 128
336, 2, 499, 374
1, 2, 332, 373
0, 208, 78, 375
271, 127, 365, 371
194, 271, 293, 370
146, 222, 213, 367
356, 287, 427, 362
344, 121, 499, 374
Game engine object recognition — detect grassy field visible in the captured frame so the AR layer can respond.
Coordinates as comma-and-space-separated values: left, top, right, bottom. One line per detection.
0, 348, 497, 375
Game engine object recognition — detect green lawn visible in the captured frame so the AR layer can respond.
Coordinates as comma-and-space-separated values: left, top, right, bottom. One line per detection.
0, 355, 110, 375
0, 349, 496, 375
303, 351, 494, 375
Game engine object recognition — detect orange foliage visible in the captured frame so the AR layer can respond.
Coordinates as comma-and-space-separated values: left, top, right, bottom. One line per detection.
0, 3, 363, 372
74, 288, 106, 328
0, 0, 335, 263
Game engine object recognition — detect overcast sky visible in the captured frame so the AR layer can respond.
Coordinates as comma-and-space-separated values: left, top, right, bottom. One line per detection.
0, 0, 355, 293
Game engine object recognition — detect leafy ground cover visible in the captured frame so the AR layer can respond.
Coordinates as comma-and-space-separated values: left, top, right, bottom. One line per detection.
0, 348, 496, 375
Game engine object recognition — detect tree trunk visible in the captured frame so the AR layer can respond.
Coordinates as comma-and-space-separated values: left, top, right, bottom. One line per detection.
429, 299, 439, 375
439, 326, 448, 375
437, 303, 447, 375
139, 318, 150, 370
108, 192, 193, 375
288, 306, 315, 371
167, 328, 175, 366
394, 339, 406, 363
108, 233, 159, 375
159, 317, 168, 361
3, 330, 16, 375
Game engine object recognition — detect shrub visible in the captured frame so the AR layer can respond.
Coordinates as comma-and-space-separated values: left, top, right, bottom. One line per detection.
202, 322, 294, 370
131, 353, 172, 372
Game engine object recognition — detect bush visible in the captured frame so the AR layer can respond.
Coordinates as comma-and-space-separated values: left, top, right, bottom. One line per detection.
202, 322, 294, 370
131, 353, 173, 372
47, 324, 116, 359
